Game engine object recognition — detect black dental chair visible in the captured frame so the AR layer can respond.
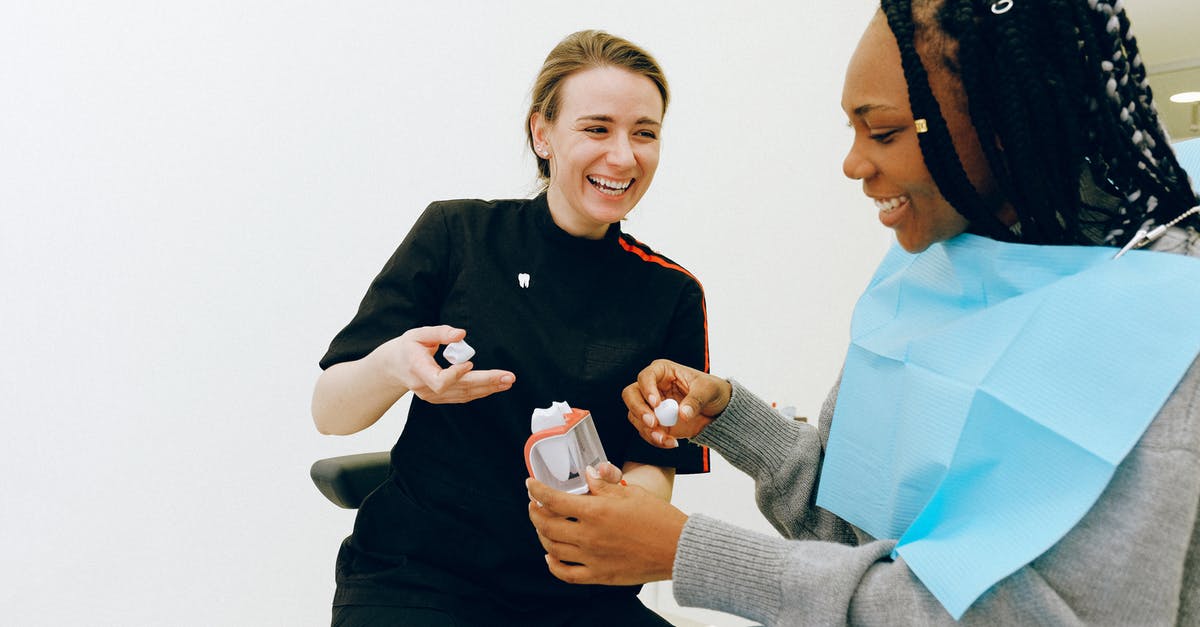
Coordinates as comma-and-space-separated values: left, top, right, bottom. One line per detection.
310, 451, 390, 509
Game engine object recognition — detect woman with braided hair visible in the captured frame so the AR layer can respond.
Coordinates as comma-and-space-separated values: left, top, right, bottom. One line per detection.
526, 1, 1200, 624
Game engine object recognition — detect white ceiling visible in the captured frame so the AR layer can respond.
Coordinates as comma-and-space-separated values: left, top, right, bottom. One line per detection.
1130, 0, 1200, 69
1132, 0, 1200, 140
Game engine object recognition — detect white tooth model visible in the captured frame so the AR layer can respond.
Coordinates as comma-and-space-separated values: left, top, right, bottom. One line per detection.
654, 398, 680, 427
524, 401, 609, 494
529, 402, 574, 482
443, 339, 475, 364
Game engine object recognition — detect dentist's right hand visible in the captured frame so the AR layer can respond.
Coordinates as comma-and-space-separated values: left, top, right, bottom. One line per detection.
381, 325, 515, 404
312, 325, 515, 435
621, 359, 731, 448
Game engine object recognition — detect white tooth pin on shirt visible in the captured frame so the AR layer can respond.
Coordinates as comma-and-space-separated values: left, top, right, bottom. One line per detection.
518, 273, 531, 288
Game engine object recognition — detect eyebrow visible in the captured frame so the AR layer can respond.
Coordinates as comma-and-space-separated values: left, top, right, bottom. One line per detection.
575, 114, 661, 127
852, 103, 901, 118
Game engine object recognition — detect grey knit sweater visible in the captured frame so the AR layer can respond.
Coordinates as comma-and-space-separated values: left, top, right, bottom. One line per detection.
674, 229, 1200, 626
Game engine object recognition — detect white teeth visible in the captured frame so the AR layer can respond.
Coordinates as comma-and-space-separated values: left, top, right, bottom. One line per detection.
588, 175, 633, 195
874, 195, 909, 213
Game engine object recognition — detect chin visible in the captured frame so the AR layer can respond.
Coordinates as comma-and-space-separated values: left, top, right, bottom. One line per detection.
587, 199, 637, 222
895, 234, 935, 254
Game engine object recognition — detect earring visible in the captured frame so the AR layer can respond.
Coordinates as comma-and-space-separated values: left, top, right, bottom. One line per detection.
538, 145, 549, 157
914, 119, 929, 134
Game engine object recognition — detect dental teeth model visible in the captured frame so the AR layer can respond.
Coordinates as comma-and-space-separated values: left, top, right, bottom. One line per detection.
443, 339, 475, 365
525, 401, 609, 495
654, 398, 680, 427
529, 402, 575, 483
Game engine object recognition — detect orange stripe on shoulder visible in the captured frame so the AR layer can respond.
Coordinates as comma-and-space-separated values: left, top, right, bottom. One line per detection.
618, 235, 696, 279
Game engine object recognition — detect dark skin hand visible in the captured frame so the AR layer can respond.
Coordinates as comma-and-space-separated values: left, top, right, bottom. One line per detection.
621, 358, 733, 448
528, 357, 734, 583
525, 360, 734, 586
527, 462, 687, 585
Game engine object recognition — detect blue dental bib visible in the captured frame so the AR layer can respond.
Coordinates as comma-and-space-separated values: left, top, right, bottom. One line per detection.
816, 233, 1200, 618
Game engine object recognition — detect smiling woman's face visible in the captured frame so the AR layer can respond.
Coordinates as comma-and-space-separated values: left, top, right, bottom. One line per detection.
531, 65, 664, 240
840, 12, 1003, 253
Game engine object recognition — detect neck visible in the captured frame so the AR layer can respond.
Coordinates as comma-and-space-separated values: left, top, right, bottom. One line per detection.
545, 187, 609, 240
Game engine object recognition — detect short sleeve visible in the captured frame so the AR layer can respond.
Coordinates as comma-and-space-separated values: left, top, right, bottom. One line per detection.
625, 277, 711, 474
319, 203, 450, 369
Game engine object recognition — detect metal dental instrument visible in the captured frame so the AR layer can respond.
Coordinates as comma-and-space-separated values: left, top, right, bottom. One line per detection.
1112, 205, 1200, 260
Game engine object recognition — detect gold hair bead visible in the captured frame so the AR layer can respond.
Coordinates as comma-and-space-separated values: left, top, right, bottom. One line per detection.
915, 119, 929, 134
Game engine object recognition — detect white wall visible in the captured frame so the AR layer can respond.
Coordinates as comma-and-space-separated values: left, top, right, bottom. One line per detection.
1, 2, 888, 625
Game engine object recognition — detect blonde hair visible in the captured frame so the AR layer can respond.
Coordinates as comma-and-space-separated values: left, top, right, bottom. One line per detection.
526, 30, 669, 187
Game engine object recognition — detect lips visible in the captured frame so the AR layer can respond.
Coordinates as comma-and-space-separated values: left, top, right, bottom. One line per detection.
587, 175, 633, 196
873, 194, 911, 228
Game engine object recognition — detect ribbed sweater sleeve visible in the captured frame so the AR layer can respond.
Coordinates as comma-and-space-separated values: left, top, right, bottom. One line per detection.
674, 379, 896, 626
670, 364, 1200, 625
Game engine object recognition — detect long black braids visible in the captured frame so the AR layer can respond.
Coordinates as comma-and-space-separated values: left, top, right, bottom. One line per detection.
881, 0, 1200, 246
881, 0, 1016, 241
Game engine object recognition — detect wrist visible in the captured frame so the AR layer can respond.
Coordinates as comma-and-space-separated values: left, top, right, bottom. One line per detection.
718, 378, 735, 415
705, 378, 735, 420
660, 510, 689, 581
366, 340, 414, 392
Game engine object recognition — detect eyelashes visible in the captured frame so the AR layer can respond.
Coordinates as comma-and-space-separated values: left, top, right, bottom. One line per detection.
846, 120, 903, 144
870, 129, 901, 144
581, 127, 658, 140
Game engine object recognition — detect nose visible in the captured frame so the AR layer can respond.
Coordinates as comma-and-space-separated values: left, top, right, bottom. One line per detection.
606, 135, 636, 169
842, 144, 875, 181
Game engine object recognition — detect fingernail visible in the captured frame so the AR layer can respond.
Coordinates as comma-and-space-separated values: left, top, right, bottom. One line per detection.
586, 465, 599, 479
652, 432, 665, 445
681, 404, 694, 418
667, 437, 679, 448
525, 478, 531, 489
501, 374, 515, 384
642, 413, 655, 428
648, 393, 659, 406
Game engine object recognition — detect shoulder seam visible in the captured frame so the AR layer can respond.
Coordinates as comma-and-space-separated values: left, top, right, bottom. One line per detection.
617, 234, 698, 282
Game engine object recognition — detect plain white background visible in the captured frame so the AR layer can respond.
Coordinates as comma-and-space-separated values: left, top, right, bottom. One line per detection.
1, 2, 892, 625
